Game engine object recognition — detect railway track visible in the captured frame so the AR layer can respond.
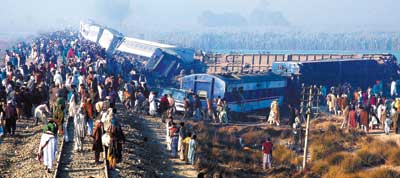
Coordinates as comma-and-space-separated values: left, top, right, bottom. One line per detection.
53, 116, 108, 178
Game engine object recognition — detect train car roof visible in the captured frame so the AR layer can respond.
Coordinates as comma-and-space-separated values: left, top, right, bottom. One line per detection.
184, 72, 285, 83
273, 58, 375, 64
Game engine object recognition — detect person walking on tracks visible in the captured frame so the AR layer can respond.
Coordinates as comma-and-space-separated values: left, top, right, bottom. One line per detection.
92, 120, 103, 164
38, 123, 58, 173
74, 105, 86, 152
107, 118, 125, 170
53, 93, 65, 135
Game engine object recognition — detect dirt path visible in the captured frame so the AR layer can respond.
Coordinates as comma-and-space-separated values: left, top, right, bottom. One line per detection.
138, 115, 198, 178
0, 119, 56, 178
57, 117, 106, 178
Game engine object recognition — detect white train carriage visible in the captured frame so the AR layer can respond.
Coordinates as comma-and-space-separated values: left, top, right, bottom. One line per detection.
181, 73, 287, 113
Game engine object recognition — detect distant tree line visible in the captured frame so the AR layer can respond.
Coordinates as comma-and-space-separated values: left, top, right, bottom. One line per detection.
144, 32, 400, 51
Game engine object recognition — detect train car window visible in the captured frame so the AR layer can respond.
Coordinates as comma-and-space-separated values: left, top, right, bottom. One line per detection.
198, 90, 208, 100
238, 87, 244, 94
256, 83, 261, 88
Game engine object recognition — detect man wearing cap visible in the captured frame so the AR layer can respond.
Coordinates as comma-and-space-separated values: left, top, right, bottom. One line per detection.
38, 123, 58, 173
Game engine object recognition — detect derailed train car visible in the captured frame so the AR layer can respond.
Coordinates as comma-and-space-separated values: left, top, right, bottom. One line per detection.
271, 56, 399, 105
181, 73, 287, 113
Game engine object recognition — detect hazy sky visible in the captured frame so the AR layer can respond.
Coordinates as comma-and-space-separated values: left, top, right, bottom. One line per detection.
0, 0, 399, 35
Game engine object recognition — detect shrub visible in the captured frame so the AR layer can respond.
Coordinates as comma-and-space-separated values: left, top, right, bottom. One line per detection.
311, 135, 344, 160
280, 129, 291, 139
359, 168, 400, 178
387, 148, 400, 166
326, 124, 337, 134
356, 150, 384, 167
241, 130, 266, 145
310, 160, 329, 175
323, 166, 355, 178
340, 155, 362, 173
272, 145, 297, 166
326, 152, 346, 166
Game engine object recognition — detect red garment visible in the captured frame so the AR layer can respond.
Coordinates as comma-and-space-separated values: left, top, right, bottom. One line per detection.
169, 127, 177, 138
49, 62, 55, 69
67, 48, 75, 59
80, 67, 86, 75
370, 96, 377, 106
360, 110, 369, 126
348, 110, 357, 129
84, 102, 93, 119
262, 141, 273, 154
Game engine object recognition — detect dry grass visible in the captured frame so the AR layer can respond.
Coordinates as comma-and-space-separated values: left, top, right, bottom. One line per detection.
310, 134, 345, 160
189, 118, 400, 177
355, 149, 385, 167
310, 160, 329, 175
272, 145, 297, 166
358, 168, 400, 178
326, 152, 347, 166
340, 155, 363, 173
323, 166, 357, 178
387, 149, 400, 166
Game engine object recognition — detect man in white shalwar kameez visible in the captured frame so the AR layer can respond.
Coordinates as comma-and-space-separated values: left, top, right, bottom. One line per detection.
149, 92, 157, 116
391, 80, 397, 97
267, 100, 280, 126
74, 107, 86, 152
53, 71, 63, 88
38, 125, 57, 173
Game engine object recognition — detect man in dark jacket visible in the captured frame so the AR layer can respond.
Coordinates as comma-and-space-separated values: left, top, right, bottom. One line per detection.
5, 100, 17, 136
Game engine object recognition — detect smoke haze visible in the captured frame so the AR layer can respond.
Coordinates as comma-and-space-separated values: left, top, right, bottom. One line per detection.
0, 0, 399, 35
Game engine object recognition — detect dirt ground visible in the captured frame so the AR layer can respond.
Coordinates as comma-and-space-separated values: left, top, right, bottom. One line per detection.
137, 115, 198, 178
0, 119, 52, 178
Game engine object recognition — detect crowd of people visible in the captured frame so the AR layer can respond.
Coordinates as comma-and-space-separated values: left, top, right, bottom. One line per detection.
0, 29, 204, 174
320, 80, 400, 135
0, 30, 173, 173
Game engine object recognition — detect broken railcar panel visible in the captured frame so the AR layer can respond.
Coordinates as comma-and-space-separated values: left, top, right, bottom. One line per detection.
146, 50, 180, 78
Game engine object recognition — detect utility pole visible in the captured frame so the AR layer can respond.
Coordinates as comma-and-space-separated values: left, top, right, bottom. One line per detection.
302, 86, 313, 170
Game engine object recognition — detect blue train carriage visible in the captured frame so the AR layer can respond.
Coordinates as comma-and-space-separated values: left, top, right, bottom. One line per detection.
180, 73, 287, 113
271, 57, 399, 106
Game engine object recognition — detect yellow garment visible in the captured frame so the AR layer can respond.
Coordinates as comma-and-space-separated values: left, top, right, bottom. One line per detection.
183, 137, 191, 144
395, 100, 400, 111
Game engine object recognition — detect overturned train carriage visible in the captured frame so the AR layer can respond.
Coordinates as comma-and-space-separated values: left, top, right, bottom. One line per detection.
180, 73, 287, 113
272, 56, 399, 105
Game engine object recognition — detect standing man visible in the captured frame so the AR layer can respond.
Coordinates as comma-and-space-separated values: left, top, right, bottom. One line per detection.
288, 104, 295, 126
262, 137, 273, 170
38, 123, 58, 173
359, 106, 369, 133
74, 106, 86, 152
4, 100, 17, 136
267, 100, 280, 126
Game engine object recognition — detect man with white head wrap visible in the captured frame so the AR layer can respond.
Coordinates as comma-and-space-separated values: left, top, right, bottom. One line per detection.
53, 70, 63, 88
74, 105, 86, 152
